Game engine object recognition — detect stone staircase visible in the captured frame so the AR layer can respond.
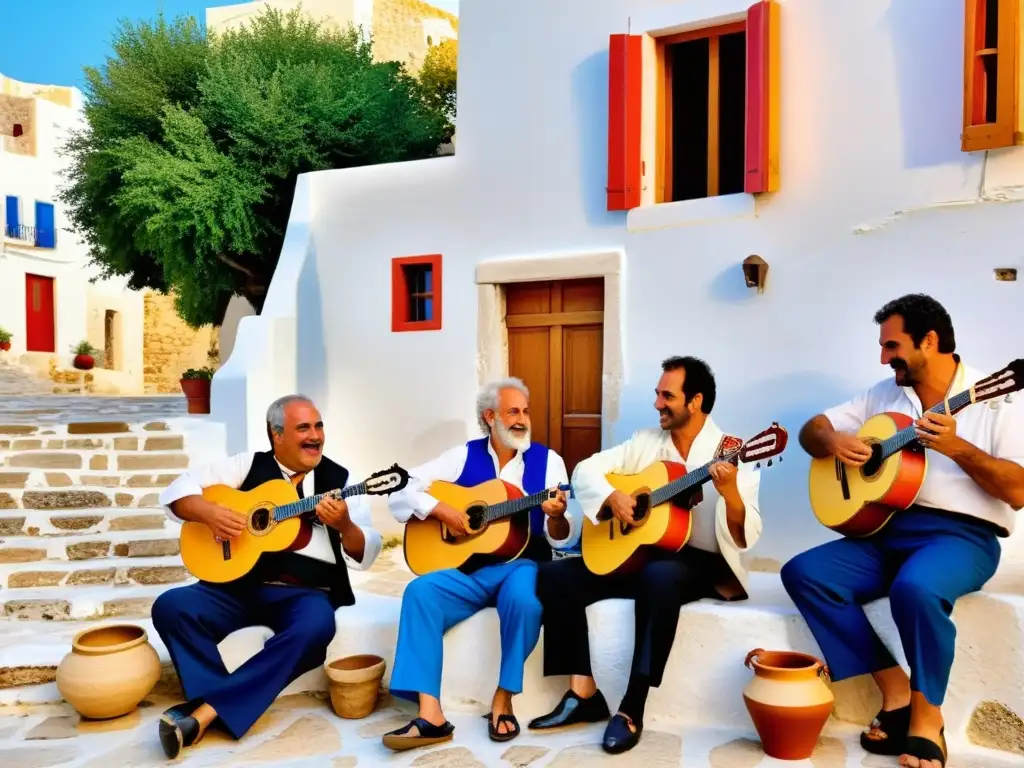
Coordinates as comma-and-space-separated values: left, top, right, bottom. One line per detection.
0, 417, 221, 703
0, 360, 53, 397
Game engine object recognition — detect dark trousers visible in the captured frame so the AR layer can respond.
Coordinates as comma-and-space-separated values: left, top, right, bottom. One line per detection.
151, 580, 337, 738
536, 548, 718, 688
781, 507, 1000, 707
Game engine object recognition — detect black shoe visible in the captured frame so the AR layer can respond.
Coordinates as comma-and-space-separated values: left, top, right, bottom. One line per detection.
158, 701, 204, 759
527, 689, 610, 730
602, 713, 642, 754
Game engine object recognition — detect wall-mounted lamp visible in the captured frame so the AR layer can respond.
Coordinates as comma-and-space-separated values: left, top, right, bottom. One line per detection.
994, 267, 1017, 282
742, 255, 769, 294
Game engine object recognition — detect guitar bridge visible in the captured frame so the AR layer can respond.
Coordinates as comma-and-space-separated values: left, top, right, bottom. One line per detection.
835, 458, 851, 501
222, 540, 231, 561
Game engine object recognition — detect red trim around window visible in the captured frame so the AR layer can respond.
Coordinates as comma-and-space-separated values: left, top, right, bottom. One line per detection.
391, 254, 443, 332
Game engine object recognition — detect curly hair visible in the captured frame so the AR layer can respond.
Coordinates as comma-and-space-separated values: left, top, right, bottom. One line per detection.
873, 294, 956, 353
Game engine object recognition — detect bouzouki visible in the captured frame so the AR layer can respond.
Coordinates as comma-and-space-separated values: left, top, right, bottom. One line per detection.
180, 464, 410, 583
581, 423, 789, 576
809, 359, 1024, 537
403, 479, 573, 575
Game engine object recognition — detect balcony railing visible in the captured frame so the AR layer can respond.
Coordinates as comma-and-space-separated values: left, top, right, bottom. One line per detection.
4, 223, 56, 248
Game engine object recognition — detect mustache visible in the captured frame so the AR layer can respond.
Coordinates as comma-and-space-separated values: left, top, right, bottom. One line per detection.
890, 359, 907, 371
301, 440, 322, 448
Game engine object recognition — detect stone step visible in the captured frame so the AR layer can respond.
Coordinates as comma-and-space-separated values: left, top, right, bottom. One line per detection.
0, 486, 177, 513
1, 452, 189, 473
0, 507, 171, 537
0, 419, 176, 435
0, 581, 181, 622
0, 529, 179, 564
0, 434, 186, 452
0, 554, 187, 592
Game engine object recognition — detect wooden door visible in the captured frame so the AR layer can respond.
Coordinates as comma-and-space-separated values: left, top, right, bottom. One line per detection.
25, 274, 55, 352
505, 279, 604, 475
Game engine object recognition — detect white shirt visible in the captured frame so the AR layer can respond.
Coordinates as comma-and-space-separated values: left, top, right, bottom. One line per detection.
160, 452, 382, 570
571, 418, 762, 595
388, 439, 580, 549
823, 360, 1024, 535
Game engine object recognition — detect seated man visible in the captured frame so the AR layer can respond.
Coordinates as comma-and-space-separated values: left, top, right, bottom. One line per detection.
153, 394, 382, 759
381, 377, 578, 751
782, 294, 1024, 768
529, 356, 762, 754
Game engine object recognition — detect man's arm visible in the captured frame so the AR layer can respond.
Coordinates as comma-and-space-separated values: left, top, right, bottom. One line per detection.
799, 415, 840, 459
541, 450, 580, 548
387, 445, 469, 523
334, 480, 382, 570
571, 436, 635, 524
948, 444, 1024, 509
799, 390, 872, 460
160, 453, 254, 530
714, 461, 762, 551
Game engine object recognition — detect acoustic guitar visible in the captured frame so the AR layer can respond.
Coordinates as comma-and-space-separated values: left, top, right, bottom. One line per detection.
403, 479, 573, 575
809, 359, 1024, 537
180, 464, 410, 583
581, 423, 789, 576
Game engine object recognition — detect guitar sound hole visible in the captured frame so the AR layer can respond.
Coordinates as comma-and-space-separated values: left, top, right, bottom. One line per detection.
632, 494, 651, 524
465, 504, 487, 534
250, 507, 272, 532
861, 444, 884, 479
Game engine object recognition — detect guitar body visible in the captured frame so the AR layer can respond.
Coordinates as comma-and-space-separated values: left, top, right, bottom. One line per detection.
581, 460, 693, 576
403, 479, 531, 575
180, 479, 311, 583
809, 412, 927, 537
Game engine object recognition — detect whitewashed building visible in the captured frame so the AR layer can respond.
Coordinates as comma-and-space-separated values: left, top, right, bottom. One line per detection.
212, 0, 1024, 748
0, 74, 144, 392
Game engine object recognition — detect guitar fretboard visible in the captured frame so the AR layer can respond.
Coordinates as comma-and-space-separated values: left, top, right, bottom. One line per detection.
272, 482, 368, 522
649, 461, 717, 507
877, 389, 973, 461
483, 488, 560, 524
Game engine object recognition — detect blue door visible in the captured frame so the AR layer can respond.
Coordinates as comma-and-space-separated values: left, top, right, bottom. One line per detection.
5, 196, 19, 237
34, 201, 55, 248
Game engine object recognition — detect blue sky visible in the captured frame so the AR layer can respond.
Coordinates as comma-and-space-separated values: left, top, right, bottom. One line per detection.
0, 0, 459, 91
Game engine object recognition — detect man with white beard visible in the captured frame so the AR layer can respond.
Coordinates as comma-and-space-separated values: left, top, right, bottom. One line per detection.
381, 378, 577, 751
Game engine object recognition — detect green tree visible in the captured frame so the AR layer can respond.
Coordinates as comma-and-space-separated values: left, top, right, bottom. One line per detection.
60, 10, 449, 327
419, 37, 457, 136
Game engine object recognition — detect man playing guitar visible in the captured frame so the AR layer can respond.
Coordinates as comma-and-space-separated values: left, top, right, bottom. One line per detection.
783, 294, 1024, 768
528, 356, 763, 754
381, 378, 575, 751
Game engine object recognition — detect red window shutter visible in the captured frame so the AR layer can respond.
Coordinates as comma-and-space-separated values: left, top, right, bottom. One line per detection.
744, 0, 780, 194
607, 33, 643, 211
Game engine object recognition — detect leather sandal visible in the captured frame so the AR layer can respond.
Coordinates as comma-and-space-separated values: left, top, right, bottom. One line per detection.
860, 704, 911, 755
483, 711, 520, 742
902, 727, 947, 767
381, 717, 454, 751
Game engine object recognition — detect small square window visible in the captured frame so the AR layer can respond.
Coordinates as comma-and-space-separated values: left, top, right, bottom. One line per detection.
392, 254, 442, 332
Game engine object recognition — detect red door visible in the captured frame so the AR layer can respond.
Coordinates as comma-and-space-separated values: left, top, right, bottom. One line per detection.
25, 274, 55, 352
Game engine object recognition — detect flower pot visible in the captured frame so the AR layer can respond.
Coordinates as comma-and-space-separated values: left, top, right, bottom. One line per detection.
179, 378, 211, 414
742, 648, 834, 760
325, 654, 386, 719
73, 354, 95, 370
0, 341, 10, 351
56, 623, 161, 720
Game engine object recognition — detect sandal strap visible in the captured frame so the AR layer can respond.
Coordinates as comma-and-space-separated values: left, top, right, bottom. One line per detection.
903, 732, 946, 766
390, 718, 454, 738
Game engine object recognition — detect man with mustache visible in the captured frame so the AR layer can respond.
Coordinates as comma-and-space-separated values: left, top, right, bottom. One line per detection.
782, 294, 1024, 768
381, 378, 576, 751
528, 356, 762, 754
152, 394, 382, 759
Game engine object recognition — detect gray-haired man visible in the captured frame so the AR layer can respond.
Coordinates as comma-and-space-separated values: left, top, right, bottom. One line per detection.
152, 394, 381, 758
381, 378, 578, 751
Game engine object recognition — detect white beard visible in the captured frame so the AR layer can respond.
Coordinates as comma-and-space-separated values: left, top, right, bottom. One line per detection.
493, 420, 531, 452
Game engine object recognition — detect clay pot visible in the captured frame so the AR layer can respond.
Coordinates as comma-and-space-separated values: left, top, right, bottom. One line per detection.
56, 624, 161, 719
0, 341, 10, 351
179, 377, 211, 414
742, 648, 834, 760
325, 654, 386, 719
73, 354, 95, 370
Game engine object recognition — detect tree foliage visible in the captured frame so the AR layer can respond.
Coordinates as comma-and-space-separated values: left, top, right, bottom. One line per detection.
420, 37, 457, 134
60, 10, 449, 327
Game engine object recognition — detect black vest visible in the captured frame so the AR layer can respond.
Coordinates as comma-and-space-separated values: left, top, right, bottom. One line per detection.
237, 450, 356, 608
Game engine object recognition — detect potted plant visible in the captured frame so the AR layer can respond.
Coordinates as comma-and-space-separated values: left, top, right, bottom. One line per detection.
179, 367, 215, 414
0, 327, 11, 352
71, 341, 99, 370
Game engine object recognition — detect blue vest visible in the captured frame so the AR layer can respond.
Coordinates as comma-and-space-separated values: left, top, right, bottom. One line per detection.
456, 436, 549, 536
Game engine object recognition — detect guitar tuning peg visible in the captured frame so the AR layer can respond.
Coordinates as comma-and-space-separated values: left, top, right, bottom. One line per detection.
767, 458, 773, 467
1006, 394, 1014, 403
755, 461, 761, 469
778, 455, 783, 463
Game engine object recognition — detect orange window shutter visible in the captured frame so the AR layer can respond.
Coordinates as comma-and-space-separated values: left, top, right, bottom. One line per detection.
607, 33, 643, 211
961, 0, 1020, 152
744, 0, 780, 194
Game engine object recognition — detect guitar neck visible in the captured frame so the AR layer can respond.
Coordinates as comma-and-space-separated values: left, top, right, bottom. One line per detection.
273, 482, 366, 522
483, 488, 557, 524
880, 388, 974, 460
649, 461, 717, 507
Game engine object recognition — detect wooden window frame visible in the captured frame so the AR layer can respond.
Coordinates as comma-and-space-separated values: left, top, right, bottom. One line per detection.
655, 21, 747, 203
962, 0, 1021, 151
391, 254, 443, 332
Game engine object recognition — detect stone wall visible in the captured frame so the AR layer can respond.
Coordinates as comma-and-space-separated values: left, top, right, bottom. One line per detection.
372, 0, 458, 71
0, 94, 35, 156
142, 292, 218, 394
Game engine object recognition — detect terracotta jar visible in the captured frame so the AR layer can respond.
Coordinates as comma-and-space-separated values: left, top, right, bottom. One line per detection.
56, 624, 161, 719
325, 654, 386, 719
742, 648, 834, 760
